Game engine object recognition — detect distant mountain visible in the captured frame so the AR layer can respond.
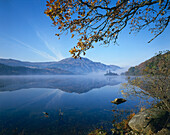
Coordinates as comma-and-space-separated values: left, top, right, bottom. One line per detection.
0, 58, 54, 68
125, 51, 170, 76
0, 63, 73, 75
48, 57, 120, 74
0, 57, 120, 74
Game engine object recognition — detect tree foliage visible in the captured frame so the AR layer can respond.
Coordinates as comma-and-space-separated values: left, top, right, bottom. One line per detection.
125, 50, 170, 76
143, 50, 170, 76
123, 51, 170, 111
45, 0, 170, 58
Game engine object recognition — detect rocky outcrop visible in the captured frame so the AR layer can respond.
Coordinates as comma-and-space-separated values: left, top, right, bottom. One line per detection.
128, 108, 169, 134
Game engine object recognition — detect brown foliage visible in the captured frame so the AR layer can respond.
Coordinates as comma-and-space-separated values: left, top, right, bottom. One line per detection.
124, 51, 170, 111
45, 0, 170, 58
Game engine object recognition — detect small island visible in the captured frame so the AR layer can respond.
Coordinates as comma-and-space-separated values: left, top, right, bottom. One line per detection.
104, 70, 118, 76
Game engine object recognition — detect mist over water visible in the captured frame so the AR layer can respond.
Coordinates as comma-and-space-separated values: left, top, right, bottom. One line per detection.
114, 67, 129, 75
0, 75, 154, 135
86, 66, 129, 75
0, 75, 123, 93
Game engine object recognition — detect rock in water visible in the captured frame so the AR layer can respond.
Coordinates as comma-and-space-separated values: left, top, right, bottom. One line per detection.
128, 108, 169, 134
43, 112, 48, 115
43, 112, 49, 117
111, 98, 127, 105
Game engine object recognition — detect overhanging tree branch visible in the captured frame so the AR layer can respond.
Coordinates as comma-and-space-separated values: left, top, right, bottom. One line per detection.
45, 0, 170, 58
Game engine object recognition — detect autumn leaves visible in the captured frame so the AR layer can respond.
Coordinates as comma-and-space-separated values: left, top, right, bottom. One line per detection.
45, 0, 169, 58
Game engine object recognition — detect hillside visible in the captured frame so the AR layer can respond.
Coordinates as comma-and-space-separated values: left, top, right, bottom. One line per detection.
48, 57, 120, 74
0, 58, 54, 68
125, 51, 170, 76
0, 57, 120, 74
0, 63, 73, 75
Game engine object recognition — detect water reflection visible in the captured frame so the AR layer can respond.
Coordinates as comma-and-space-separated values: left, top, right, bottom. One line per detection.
0, 75, 122, 93
0, 75, 153, 135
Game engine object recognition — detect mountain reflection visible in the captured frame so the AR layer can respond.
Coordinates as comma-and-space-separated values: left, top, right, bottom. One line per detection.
0, 75, 123, 93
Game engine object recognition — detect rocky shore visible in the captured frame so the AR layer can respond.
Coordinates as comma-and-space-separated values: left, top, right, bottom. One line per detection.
88, 102, 170, 135
128, 106, 170, 135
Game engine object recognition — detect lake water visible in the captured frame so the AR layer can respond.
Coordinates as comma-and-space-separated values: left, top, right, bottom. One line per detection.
0, 75, 154, 135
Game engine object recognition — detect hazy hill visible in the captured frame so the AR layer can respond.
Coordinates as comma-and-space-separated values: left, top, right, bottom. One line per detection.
48, 57, 120, 74
0, 57, 120, 74
125, 51, 170, 76
0, 63, 73, 75
0, 58, 54, 68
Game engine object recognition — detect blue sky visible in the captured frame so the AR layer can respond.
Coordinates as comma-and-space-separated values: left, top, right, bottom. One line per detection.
0, 0, 169, 67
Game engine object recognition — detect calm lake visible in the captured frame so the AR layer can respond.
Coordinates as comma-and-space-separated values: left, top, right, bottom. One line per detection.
0, 75, 154, 135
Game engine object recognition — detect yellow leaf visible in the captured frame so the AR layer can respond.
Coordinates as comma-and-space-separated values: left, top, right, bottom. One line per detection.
81, 13, 85, 17
71, 34, 74, 38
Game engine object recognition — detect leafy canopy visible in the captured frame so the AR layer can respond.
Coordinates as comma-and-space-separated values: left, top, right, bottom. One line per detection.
45, 0, 170, 58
